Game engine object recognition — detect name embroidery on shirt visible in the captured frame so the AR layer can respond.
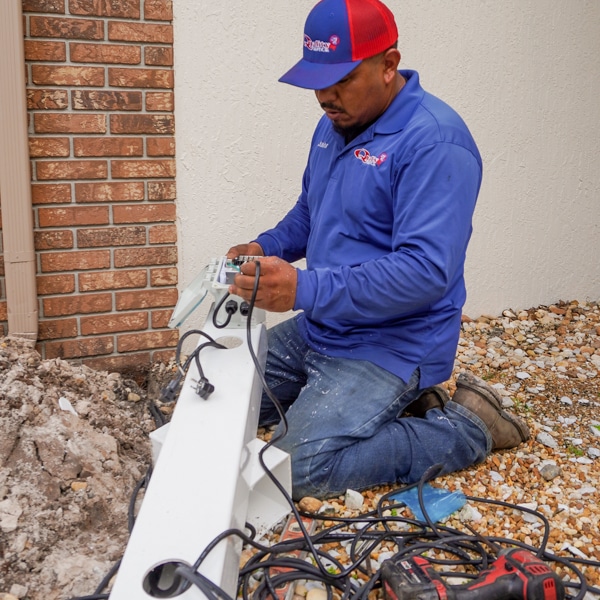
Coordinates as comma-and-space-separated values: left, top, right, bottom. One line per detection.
354, 148, 387, 167
317, 141, 329, 149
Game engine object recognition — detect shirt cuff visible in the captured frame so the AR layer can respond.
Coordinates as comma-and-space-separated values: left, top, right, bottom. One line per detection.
293, 268, 316, 312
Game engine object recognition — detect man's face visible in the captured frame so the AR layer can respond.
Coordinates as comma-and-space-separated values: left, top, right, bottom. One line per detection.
314, 50, 398, 140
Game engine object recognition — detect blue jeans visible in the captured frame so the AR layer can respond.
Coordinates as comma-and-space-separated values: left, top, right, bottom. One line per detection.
260, 317, 491, 499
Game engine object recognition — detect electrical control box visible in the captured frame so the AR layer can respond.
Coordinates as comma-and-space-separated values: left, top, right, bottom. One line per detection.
168, 256, 264, 329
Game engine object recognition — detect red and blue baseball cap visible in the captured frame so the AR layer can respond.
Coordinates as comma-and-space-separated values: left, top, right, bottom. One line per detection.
279, 0, 398, 90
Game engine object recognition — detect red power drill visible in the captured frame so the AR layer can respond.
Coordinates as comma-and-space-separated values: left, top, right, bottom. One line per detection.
381, 548, 565, 600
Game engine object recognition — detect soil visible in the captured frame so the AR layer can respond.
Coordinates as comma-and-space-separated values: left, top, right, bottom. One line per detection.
0, 336, 166, 600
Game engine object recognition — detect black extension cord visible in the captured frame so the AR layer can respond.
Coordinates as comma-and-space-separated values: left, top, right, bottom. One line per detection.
72, 262, 600, 600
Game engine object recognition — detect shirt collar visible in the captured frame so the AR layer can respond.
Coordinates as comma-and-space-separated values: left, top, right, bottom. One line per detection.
372, 70, 424, 135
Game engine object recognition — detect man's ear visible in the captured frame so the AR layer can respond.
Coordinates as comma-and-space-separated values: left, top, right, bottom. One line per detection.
383, 48, 401, 83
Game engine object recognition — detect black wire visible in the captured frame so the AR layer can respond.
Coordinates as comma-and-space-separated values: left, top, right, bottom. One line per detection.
93, 559, 121, 595
212, 291, 233, 328
72, 261, 600, 600
128, 466, 152, 533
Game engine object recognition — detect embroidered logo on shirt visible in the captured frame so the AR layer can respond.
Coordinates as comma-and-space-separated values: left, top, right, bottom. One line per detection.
354, 148, 388, 167
317, 141, 329, 149
304, 34, 339, 53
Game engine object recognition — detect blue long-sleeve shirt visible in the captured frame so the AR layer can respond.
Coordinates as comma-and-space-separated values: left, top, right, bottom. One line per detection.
256, 70, 482, 388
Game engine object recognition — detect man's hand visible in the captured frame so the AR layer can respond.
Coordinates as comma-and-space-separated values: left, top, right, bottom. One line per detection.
226, 242, 264, 259
229, 256, 297, 313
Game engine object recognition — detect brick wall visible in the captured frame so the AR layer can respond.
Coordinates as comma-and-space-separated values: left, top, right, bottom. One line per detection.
3, 0, 179, 372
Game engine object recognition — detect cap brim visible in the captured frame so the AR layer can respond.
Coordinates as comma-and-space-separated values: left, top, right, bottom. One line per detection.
278, 58, 361, 90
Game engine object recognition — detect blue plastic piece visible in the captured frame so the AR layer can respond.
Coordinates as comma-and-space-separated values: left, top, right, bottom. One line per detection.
389, 483, 466, 522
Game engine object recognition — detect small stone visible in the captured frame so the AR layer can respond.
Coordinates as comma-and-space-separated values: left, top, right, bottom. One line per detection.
344, 489, 364, 510
560, 396, 572, 405
127, 392, 141, 402
587, 447, 600, 459
457, 504, 483, 522
71, 481, 88, 492
298, 496, 323, 514
9, 584, 28, 599
539, 464, 561, 481
306, 588, 328, 600
536, 432, 558, 449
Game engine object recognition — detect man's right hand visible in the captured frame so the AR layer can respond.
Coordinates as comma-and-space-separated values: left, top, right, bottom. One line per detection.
226, 242, 265, 259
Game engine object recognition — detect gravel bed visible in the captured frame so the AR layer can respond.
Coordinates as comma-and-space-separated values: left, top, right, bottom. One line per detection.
250, 299, 600, 599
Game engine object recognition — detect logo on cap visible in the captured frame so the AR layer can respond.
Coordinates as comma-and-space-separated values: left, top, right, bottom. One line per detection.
304, 34, 340, 53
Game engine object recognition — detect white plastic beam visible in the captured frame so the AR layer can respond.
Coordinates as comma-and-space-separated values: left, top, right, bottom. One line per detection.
109, 303, 291, 599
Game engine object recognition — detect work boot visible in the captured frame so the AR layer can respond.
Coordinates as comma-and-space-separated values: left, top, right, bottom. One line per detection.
404, 386, 449, 418
453, 372, 530, 450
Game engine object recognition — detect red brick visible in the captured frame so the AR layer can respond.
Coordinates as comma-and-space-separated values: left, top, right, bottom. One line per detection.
118, 329, 178, 352
148, 181, 176, 200
38, 318, 78, 340
23, 0, 65, 13
74, 137, 143, 157
27, 89, 69, 110
0, 303, 6, 322
34, 230, 74, 250
69, 0, 140, 18
70, 42, 141, 65
35, 113, 106, 134
79, 269, 147, 291
72, 90, 142, 111
45, 336, 114, 359
29, 137, 70, 158
37, 274, 76, 295
108, 21, 173, 43
109, 68, 173, 89
30, 16, 104, 39
111, 159, 175, 179
41, 250, 110, 272
144, 0, 172, 21
75, 181, 144, 203
113, 203, 175, 223
43, 292, 112, 316
147, 137, 174, 156
150, 267, 177, 286
24, 41, 66, 62
114, 247, 177, 268
77, 226, 146, 247
37, 160, 108, 181
31, 183, 72, 205
145, 91, 173, 112
38, 206, 109, 227
83, 351, 151, 373
145, 46, 172, 66
110, 114, 174, 134
32, 65, 104, 86
151, 309, 172, 328
81, 311, 148, 335
152, 349, 176, 364
149, 225, 176, 244
116, 288, 177, 310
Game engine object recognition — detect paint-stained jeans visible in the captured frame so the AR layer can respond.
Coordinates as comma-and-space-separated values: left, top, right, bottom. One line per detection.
260, 316, 491, 500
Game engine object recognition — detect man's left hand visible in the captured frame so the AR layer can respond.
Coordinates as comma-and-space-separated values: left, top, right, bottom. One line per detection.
229, 256, 297, 313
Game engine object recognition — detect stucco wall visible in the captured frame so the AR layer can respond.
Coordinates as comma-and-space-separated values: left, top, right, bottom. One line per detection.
173, 1, 600, 326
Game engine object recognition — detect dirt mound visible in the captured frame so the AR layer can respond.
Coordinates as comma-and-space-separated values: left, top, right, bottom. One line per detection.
0, 336, 156, 600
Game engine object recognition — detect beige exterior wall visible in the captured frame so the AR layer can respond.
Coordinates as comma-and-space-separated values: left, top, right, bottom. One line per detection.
173, 1, 600, 324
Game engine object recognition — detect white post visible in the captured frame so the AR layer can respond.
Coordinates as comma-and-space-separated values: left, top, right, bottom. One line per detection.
110, 301, 291, 599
